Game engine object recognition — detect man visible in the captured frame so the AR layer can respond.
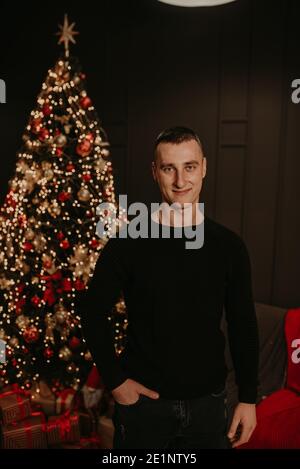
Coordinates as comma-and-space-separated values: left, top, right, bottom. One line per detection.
77, 126, 259, 449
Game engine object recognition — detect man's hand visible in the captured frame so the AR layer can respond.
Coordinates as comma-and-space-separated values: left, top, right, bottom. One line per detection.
227, 403, 257, 448
111, 378, 160, 405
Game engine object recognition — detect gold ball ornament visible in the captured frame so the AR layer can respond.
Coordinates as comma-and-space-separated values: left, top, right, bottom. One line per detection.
44, 169, 54, 181
84, 350, 93, 361
24, 228, 35, 241
101, 148, 110, 158
48, 203, 61, 217
77, 188, 91, 202
16, 315, 30, 329
54, 134, 67, 147
9, 337, 19, 347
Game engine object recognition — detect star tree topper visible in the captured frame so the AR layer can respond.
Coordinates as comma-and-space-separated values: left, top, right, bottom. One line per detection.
56, 14, 79, 57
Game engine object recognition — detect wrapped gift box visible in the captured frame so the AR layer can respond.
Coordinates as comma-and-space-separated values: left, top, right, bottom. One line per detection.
1, 412, 47, 449
0, 390, 31, 425
30, 381, 56, 416
56, 388, 76, 415
47, 412, 80, 446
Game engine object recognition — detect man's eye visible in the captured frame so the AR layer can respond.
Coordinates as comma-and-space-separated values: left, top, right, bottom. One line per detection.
163, 167, 173, 172
185, 165, 195, 171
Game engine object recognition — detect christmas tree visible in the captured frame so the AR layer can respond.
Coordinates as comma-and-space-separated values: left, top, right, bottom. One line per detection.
0, 16, 127, 393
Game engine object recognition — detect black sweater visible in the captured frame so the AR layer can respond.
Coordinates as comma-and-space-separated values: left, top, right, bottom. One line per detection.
76, 215, 259, 403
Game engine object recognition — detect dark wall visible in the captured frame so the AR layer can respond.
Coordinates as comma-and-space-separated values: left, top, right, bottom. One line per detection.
0, 0, 299, 308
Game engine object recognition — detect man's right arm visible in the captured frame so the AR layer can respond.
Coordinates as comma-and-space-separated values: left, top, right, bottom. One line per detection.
75, 237, 130, 392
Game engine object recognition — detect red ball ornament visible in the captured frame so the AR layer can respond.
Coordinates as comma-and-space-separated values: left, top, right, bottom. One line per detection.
15, 297, 26, 314
69, 336, 81, 350
42, 104, 52, 116
44, 347, 54, 359
90, 238, 100, 249
31, 118, 42, 134
82, 173, 91, 182
58, 191, 71, 202
56, 231, 65, 241
18, 214, 27, 227
43, 259, 52, 269
17, 283, 25, 294
31, 295, 41, 307
60, 239, 70, 250
79, 73, 86, 80
74, 279, 85, 291
86, 210, 93, 218
55, 148, 63, 157
12, 359, 17, 367
76, 139, 92, 157
23, 241, 34, 252
23, 326, 39, 344
62, 278, 72, 292
79, 96, 92, 109
66, 163, 75, 172
52, 270, 62, 281
38, 128, 50, 141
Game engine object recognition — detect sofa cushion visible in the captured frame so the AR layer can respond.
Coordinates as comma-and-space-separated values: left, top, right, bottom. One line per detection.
239, 388, 300, 449
222, 302, 287, 425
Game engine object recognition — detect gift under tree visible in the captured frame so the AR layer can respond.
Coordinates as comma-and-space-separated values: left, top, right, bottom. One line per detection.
0, 15, 127, 397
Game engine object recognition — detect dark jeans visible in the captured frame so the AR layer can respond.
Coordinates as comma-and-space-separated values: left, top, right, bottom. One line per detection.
112, 387, 231, 449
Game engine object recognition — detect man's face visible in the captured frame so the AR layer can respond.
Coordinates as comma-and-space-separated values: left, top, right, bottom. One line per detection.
152, 139, 207, 207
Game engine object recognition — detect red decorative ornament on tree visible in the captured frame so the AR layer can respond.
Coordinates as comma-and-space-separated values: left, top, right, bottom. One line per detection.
62, 278, 72, 292
66, 163, 75, 172
38, 128, 50, 141
79, 96, 92, 109
31, 295, 41, 307
69, 336, 81, 350
31, 118, 42, 134
23, 241, 34, 252
89, 238, 100, 249
42, 103, 52, 116
74, 279, 85, 291
60, 239, 70, 250
23, 326, 40, 343
76, 139, 92, 157
58, 191, 71, 202
82, 173, 91, 182
44, 347, 54, 359
56, 231, 65, 241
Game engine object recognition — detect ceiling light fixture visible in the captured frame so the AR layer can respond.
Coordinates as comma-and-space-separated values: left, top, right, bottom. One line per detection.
158, 0, 237, 7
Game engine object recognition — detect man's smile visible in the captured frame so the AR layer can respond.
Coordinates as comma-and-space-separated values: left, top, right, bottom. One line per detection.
173, 188, 192, 195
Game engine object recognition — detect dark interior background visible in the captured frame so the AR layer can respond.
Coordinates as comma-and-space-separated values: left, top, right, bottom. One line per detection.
0, 0, 299, 308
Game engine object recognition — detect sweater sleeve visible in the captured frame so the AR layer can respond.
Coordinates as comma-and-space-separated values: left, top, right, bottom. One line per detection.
75, 238, 130, 392
224, 236, 260, 404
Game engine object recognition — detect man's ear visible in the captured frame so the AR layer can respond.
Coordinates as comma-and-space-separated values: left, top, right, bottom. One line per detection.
152, 161, 157, 182
202, 157, 207, 179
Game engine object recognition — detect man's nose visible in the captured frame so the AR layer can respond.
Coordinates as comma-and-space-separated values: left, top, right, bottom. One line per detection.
174, 170, 186, 188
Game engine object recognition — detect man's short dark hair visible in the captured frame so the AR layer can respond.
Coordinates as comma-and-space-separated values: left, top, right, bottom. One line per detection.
154, 126, 204, 161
